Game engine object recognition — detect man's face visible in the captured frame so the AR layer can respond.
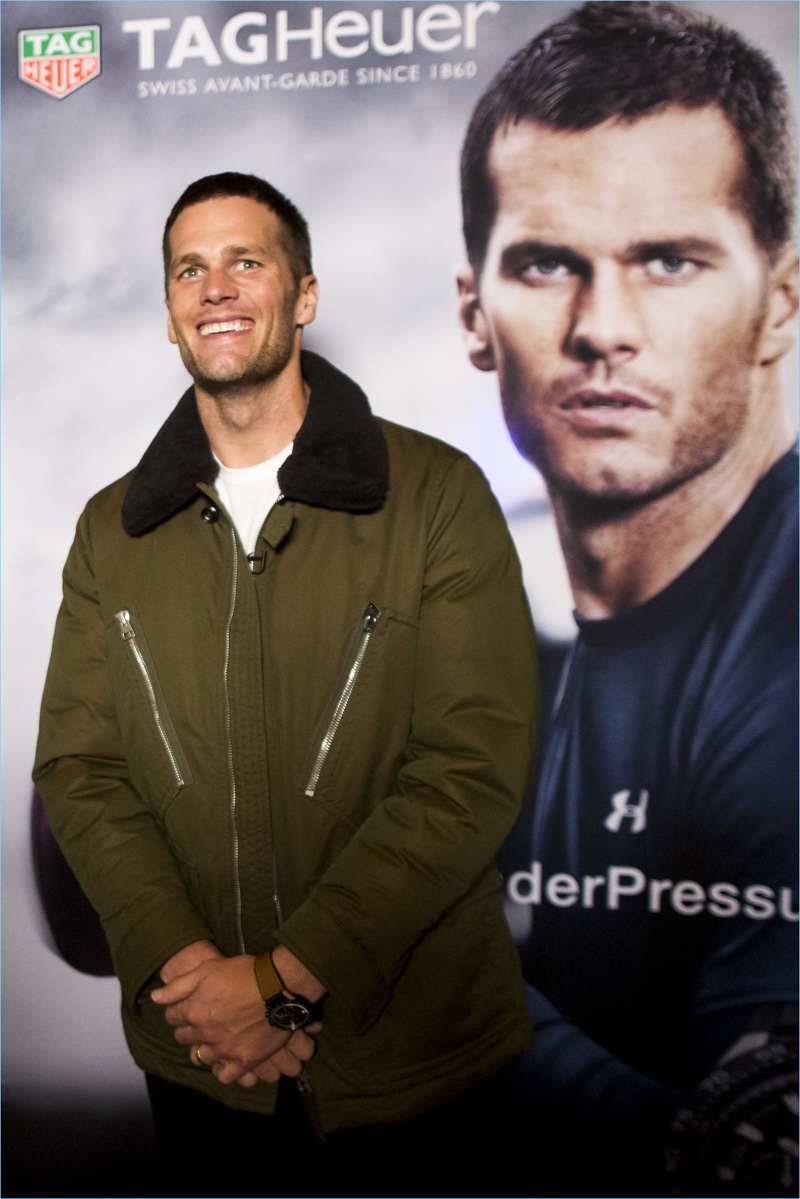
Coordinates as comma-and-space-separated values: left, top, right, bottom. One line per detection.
166, 195, 317, 392
459, 106, 795, 504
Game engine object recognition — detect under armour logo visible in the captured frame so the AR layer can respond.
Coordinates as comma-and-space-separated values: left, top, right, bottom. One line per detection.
604, 789, 649, 833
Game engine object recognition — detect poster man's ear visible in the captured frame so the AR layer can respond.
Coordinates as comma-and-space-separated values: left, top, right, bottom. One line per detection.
759, 246, 799, 366
457, 266, 496, 372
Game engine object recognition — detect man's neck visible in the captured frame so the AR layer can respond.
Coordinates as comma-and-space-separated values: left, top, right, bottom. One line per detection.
552, 411, 793, 621
194, 360, 308, 468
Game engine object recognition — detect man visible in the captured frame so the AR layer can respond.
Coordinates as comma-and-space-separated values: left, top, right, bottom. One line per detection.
34, 172, 538, 1196
457, 4, 798, 1195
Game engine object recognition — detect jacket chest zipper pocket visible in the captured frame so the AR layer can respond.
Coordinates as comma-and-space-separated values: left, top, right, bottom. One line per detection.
304, 603, 382, 798
115, 609, 188, 789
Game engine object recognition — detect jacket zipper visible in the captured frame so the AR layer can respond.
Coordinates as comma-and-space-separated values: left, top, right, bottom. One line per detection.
254, 496, 285, 928
115, 610, 184, 788
304, 603, 382, 798
227, 496, 286, 942
223, 526, 246, 954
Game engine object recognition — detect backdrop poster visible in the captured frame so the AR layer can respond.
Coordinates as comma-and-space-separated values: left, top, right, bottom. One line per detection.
2, 0, 797, 1109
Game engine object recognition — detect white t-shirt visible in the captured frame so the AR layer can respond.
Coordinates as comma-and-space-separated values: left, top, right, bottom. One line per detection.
214, 443, 293, 556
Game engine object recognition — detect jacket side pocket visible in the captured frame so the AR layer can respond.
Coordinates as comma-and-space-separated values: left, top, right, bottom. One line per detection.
114, 606, 193, 809
302, 602, 382, 799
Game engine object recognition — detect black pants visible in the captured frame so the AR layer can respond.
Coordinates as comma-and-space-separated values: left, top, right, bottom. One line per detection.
146, 1073, 503, 1198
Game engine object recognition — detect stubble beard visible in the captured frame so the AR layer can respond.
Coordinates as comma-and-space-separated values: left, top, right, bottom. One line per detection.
504, 366, 754, 525
180, 294, 300, 405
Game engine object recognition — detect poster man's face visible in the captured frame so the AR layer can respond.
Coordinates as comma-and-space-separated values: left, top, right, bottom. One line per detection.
166, 195, 317, 391
459, 106, 795, 504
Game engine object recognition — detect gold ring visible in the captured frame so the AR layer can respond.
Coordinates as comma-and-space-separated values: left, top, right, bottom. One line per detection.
195, 1045, 206, 1067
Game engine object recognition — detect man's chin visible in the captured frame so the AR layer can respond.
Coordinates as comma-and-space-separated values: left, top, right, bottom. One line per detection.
178, 349, 245, 386
512, 426, 664, 500
528, 435, 688, 498
546, 461, 703, 522
190, 340, 296, 393
195, 368, 251, 388
534, 450, 644, 498
191, 359, 291, 395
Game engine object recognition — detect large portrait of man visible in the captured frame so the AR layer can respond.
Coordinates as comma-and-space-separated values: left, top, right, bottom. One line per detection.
457, 3, 798, 1194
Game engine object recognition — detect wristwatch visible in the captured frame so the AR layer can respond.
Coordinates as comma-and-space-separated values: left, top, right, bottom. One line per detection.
254, 950, 321, 1032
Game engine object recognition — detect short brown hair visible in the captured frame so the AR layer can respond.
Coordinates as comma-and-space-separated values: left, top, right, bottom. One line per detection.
461, 2, 796, 274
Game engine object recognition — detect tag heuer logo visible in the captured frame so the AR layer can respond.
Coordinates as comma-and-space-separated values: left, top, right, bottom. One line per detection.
18, 26, 101, 99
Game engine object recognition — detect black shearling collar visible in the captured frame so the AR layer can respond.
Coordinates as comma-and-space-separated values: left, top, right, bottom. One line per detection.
121, 351, 389, 536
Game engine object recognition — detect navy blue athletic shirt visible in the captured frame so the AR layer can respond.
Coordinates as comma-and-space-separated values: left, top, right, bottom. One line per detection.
505, 448, 798, 1098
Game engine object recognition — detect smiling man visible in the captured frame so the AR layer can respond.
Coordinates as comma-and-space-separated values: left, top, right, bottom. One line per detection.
33, 172, 538, 1197
458, 4, 798, 1194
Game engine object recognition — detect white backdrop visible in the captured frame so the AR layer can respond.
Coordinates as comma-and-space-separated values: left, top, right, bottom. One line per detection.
3, 0, 797, 1105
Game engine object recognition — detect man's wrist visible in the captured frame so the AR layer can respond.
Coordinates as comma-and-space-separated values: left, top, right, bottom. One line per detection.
253, 950, 285, 1006
159, 939, 221, 984
253, 949, 322, 1032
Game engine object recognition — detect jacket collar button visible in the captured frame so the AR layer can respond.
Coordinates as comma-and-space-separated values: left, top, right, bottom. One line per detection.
201, 504, 220, 524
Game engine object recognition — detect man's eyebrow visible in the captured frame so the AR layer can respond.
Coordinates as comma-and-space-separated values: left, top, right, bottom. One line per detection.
223, 243, 269, 259
172, 251, 203, 270
171, 244, 270, 270
624, 237, 725, 262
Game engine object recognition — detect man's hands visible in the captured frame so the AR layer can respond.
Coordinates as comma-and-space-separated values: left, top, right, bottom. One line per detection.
151, 941, 324, 1087
159, 938, 222, 981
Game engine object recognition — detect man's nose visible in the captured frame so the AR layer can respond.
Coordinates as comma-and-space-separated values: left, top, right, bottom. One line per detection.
202, 265, 238, 304
565, 264, 642, 368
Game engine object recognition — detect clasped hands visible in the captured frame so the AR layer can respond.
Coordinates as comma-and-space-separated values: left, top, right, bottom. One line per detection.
151, 940, 324, 1088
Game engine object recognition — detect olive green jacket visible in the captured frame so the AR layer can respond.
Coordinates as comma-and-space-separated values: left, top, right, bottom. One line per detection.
34, 352, 539, 1131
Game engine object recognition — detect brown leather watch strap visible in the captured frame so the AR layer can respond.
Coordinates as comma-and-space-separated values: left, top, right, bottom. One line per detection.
269, 950, 293, 994
254, 950, 288, 1003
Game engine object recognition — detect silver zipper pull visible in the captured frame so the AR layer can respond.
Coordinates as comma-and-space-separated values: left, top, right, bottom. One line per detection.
115, 610, 135, 640
363, 602, 381, 632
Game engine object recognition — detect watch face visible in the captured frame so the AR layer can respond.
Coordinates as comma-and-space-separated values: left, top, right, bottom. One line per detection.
267, 998, 311, 1031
